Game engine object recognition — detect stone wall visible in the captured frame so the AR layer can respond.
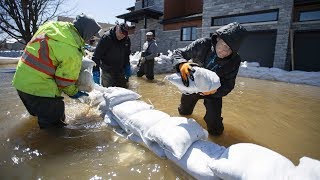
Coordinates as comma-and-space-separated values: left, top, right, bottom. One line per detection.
130, 0, 320, 70
202, 0, 294, 69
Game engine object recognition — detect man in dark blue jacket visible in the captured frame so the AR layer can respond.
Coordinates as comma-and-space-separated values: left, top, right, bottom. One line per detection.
172, 22, 247, 136
92, 23, 131, 88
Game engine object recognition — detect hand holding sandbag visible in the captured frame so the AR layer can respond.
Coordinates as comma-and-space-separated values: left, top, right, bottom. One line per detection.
166, 66, 221, 94
179, 62, 198, 87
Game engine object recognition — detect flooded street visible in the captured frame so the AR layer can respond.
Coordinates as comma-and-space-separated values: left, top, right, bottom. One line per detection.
1, 65, 320, 179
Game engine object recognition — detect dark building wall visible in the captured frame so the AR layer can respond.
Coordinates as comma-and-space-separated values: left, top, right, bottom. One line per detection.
164, 0, 203, 19
202, 0, 294, 70
164, 19, 202, 31
129, 0, 320, 71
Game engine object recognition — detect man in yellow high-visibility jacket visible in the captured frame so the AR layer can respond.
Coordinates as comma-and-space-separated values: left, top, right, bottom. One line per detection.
12, 14, 101, 129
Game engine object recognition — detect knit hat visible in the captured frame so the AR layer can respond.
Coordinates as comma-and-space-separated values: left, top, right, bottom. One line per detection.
213, 22, 247, 52
146, 32, 153, 36
73, 13, 101, 42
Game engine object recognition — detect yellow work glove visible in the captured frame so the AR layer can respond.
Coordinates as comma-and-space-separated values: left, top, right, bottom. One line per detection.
178, 62, 198, 87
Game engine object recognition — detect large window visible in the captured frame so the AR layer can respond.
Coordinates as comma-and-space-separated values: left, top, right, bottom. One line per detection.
211, 10, 278, 26
299, 9, 320, 21
181, 27, 197, 41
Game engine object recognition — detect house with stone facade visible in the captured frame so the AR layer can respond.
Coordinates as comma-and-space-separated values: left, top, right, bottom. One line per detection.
117, 0, 320, 71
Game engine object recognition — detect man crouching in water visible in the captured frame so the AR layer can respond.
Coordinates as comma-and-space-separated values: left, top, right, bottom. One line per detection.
172, 22, 247, 136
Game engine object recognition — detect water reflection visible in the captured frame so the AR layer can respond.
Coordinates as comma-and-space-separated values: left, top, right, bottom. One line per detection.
1, 68, 320, 179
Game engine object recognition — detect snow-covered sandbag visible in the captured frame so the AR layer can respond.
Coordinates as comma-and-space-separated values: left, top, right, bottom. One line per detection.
208, 143, 295, 180
103, 87, 141, 108
165, 66, 221, 94
145, 117, 208, 159
289, 157, 320, 180
128, 134, 166, 159
125, 109, 170, 141
76, 57, 96, 92
165, 140, 226, 180
112, 100, 154, 132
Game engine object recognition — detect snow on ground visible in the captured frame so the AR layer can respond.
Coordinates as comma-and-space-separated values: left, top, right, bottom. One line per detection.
130, 51, 320, 87
1, 50, 319, 87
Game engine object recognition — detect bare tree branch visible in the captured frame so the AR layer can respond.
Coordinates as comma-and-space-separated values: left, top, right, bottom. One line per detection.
0, 0, 70, 44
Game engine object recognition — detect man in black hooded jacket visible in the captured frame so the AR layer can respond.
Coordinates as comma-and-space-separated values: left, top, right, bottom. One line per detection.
92, 23, 131, 88
172, 22, 247, 136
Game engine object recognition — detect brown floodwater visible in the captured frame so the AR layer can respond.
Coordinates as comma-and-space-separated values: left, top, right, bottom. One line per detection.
1, 64, 320, 179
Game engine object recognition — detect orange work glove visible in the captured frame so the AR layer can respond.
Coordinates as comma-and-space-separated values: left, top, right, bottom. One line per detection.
178, 62, 198, 87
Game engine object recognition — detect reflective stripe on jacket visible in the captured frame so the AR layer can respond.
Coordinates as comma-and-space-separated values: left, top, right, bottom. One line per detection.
12, 21, 85, 97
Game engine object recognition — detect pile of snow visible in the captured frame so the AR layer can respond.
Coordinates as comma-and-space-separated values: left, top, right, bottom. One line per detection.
74, 72, 320, 179
129, 52, 320, 87
129, 50, 175, 74
239, 61, 320, 87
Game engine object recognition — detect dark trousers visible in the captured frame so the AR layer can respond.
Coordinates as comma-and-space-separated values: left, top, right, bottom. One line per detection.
101, 70, 128, 88
17, 90, 66, 129
137, 60, 154, 80
178, 93, 224, 135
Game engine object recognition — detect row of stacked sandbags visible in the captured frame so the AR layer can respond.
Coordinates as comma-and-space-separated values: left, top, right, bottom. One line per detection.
76, 57, 320, 180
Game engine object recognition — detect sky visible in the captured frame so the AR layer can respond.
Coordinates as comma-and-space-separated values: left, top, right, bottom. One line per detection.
62, 0, 135, 24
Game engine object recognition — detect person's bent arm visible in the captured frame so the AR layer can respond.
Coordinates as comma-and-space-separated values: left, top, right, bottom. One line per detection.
172, 38, 211, 71
53, 43, 83, 96
92, 35, 109, 70
208, 60, 241, 98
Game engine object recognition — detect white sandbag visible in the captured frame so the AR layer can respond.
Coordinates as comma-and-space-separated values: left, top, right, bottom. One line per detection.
208, 143, 295, 180
78, 88, 105, 106
128, 134, 166, 159
112, 100, 154, 120
125, 109, 170, 142
81, 57, 96, 70
112, 100, 154, 132
76, 57, 96, 92
97, 100, 119, 127
103, 87, 141, 108
145, 117, 208, 159
165, 66, 221, 94
289, 157, 320, 180
103, 111, 119, 127
165, 140, 225, 180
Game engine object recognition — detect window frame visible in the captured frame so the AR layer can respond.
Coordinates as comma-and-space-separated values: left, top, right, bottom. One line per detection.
298, 9, 320, 22
211, 9, 279, 26
180, 26, 197, 41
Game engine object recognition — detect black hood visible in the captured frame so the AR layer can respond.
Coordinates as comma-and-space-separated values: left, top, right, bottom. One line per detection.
212, 22, 247, 52
73, 13, 101, 42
